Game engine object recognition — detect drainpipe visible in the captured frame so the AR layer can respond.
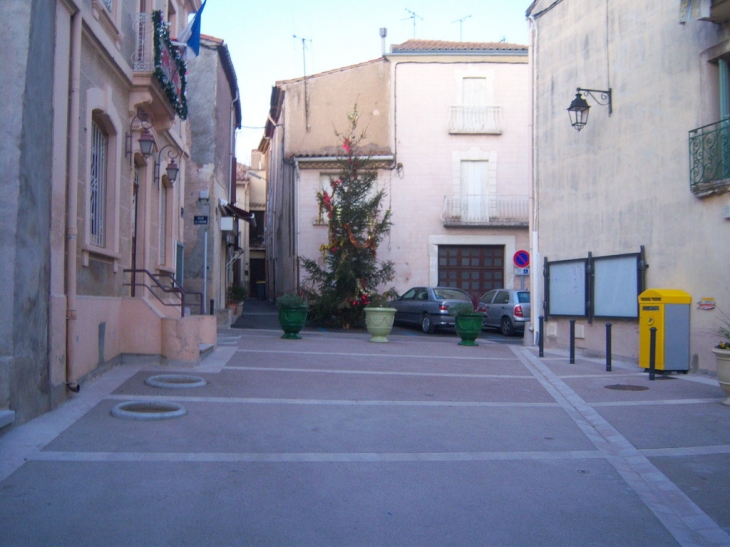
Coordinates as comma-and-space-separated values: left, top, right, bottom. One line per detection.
65, 9, 82, 392
528, 14, 541, 348
294, 158, 301, 291
203, 229, 208, 312
230, 89, 239, 288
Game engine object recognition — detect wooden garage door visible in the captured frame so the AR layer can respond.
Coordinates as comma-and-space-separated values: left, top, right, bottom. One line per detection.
437, 245, 504, 301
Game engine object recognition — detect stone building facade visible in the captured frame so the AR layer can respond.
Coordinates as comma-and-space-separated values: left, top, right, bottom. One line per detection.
0, 0, 215, 430
527, 0, 730, 371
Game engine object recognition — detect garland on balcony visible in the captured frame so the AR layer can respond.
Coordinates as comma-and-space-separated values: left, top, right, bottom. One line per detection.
152, 10, 188, 119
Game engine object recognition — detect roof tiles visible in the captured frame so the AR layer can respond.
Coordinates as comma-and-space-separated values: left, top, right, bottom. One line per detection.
390, 39, 527, 53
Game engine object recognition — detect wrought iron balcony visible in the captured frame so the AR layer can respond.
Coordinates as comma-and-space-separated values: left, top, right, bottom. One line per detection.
441, 195, 529, 227
449, 106, 502, 134
130, 11, 188, 120
688, 118, 730, 196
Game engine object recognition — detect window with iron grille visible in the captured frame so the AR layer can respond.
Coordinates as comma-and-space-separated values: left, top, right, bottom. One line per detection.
90, 121, 107, 247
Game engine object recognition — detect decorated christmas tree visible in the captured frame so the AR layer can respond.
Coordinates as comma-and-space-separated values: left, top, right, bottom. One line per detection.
300, 106, 395, 328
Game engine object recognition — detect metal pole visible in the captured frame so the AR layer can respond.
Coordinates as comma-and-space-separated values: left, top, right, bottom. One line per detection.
538, 316, 544, 357
203, 229, 208, 314
649, 327, 657, 381
605, 323, 612, 372
569, 319, 576, 364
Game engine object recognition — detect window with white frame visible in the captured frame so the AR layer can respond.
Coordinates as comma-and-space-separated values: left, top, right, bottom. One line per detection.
450, 76, 501, 134
463, 77, 488, 107
316, 173, 334, 225
460, 160, 489, 222
90, 120, 108, 247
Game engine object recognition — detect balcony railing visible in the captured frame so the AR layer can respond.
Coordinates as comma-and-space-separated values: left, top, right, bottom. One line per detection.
688, 118, 730, 196
132, 12, 154, 72
449, 106, 502, 134
441, 195, 529, 226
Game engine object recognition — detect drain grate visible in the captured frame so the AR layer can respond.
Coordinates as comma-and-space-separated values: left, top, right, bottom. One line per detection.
145, 374, 206, 389
111, 401, 187, 420
605, 384, 649, 391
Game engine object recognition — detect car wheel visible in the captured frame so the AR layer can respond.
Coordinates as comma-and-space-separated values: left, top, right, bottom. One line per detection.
421, 313, 435, 334
500, 316, 515, 336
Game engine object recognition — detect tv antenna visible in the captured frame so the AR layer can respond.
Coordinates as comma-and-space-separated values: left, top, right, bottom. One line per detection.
452, 15, 471, 42
293, 35, 312, 131
404, 8, 423, 39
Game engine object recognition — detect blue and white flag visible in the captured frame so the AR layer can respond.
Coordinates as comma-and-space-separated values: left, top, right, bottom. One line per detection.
177, 0, 206, 61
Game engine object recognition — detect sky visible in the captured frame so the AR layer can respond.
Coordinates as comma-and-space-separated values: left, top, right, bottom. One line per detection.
200, 1, 532, 165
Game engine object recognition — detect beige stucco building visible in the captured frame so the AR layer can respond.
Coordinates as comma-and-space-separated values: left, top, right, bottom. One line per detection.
263, 40, 531, 304
183, 34, 248, 321
1, 0, 217, 430
527, 1, 730, 372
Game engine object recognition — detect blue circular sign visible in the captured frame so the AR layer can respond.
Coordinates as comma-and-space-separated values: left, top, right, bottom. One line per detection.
513, 250, 530, 268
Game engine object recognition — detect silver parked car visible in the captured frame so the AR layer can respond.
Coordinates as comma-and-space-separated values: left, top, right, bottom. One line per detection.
477, 289, 531, 336
388, 286, 473, 334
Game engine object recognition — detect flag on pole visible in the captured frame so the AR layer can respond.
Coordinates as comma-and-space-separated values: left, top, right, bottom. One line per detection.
177, 0, 206, 61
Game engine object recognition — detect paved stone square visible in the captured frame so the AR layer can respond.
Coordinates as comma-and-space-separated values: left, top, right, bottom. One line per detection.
1, 321, 729, 546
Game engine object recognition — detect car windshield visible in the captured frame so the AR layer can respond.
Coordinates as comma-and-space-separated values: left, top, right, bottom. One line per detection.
434, 288, 469, 300
517, 292, 530, 303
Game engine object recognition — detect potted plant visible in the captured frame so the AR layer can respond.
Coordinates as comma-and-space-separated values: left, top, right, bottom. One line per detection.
712, 313, 730, 406
226, 285, 248, 316
276, 292, 308, 339
450, 302, 484, 346
364, 290, 398, 343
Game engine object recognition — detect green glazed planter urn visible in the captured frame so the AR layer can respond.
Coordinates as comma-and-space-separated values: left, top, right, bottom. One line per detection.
455, 313, 484, 346
278, 305, 308, 339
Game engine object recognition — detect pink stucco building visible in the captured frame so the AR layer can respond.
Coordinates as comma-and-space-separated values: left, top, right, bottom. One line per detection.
264, 40, 530, 305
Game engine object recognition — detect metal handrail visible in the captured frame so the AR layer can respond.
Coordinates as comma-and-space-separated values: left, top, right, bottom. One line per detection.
123, 269, 204, 316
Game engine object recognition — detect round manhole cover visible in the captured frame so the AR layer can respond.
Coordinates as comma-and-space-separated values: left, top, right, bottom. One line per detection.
111, 401, 187, 420
605, 384, 649, 391
145, 374, 206, 389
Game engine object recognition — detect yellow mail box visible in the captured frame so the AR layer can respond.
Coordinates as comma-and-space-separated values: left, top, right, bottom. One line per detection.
638, 289, 691, 371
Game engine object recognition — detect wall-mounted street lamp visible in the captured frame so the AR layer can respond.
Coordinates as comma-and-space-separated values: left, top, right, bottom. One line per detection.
154, 144, 180, 186
567, 87, 612, 132
125, 110, 155, 158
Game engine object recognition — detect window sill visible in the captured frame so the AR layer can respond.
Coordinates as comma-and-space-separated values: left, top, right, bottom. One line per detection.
448, 128, 502, 135
691, 178, 730, 198
82, 244, 121, 271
